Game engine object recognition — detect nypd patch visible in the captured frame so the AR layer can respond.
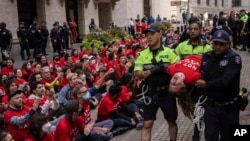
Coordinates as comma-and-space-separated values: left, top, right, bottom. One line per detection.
220, 60, 228, 67
235, 56, 241, 64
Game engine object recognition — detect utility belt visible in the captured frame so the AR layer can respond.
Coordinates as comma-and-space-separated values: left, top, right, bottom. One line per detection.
206, 95, 249, 111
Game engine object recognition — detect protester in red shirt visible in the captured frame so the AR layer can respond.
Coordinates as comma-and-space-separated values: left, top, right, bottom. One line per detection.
49, 53, 61, 69
1, 58, 16, 76
14, 69, 30, 97
135, 20, 141, 34
4, 90, 40, 141
114, 54, 127, 80
141, 20, 148, 33
39, 55, 49, 67
2, 79, 27, 105
54, 100, 94, 141
25, 112, 54, 141
21, 61, 34, 82
32, 63, 42, 73
79, 45, 88, 58
106, 53, 117, 70
71, 49, 80, 64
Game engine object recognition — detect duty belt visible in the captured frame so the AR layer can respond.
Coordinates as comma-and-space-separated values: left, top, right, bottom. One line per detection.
206, 97, 238, 108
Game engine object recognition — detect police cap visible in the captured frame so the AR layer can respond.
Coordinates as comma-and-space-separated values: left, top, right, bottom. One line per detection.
144, 24, 160, 34
212, 30, 230, 43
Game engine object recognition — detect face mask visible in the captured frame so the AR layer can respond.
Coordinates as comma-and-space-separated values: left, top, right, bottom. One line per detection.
41, 122, 51, 132
27, 65, 31, 69
90, 60, 96, 64
82, 91, 91, 100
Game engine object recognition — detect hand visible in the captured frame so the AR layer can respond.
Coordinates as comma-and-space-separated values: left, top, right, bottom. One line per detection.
135, 112, 143, 120
194, 80, 206, 88
131, 118, 136, 126
101, 128, 109, 134
84, 121, 95, 135
90, 97, 98, 106
32, 97, 41, 111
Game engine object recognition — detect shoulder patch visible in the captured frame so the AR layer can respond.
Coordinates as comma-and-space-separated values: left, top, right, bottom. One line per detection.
234, 56, 241, 64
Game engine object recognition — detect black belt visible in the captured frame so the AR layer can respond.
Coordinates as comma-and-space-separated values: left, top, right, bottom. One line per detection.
206, 97, 239, 108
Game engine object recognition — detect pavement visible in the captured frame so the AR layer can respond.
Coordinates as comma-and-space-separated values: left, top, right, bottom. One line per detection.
7, 43, 250, 141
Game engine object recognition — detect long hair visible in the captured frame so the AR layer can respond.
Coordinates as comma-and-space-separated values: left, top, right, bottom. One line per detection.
176, 87, 195, 119
28, 112, 48, 141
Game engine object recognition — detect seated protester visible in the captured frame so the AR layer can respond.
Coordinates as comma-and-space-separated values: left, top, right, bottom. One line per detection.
41, 66, 55, 85
4, 90, 40, 141
38, 55, 49, 68
97, 83, 142, 132
79, 45, 88, 58
63, 54, 74, 69
114, 54, 127, 81
14, 69, 30, 97
21, 61, 34, 82
30, 63, 42, 76
57, 73, 78, 106
48, 63, 57, 79
72, 85, 114, 140
49, 53, 61, 69
59, 67, 71, 90
25, 81, 47, 108
41, 86, 60, 116
71, 49, 80, 64
2, 79, 27, 105
29, 72, 42, 86
82, 58, 95, 88
167, 55, 202, 119
24, 112, 54, 141
1, 58, 16, 77
54, 100, 94, 141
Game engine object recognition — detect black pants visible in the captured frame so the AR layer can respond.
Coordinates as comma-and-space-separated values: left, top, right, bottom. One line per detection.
52, 40, 61, 53
204, 103, 239, 141
32, 39, 42, 58
41, 39, 48, 55
20, 41, 30, 59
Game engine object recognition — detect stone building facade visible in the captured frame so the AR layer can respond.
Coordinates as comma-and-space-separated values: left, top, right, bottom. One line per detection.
0, 0, 171, 39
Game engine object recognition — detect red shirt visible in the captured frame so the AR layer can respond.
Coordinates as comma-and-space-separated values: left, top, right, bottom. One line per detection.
135, 23, 141, 33
4, 105, 31, 141
25, 94, 48, 108
141, 23, 147, 33
24, 133, 54, 141
15, 78, 26, 87
54, 116, 85, 141
1, 66, 16, 76
114, 63, 126, 80
168, 55, 202, 84
106, 60, 117, 70
120, 86, 132, 104
79, 51, 88, 58
81, 101, 91, 124
49, 60, 61, 69
71, 55, 80, 64
97, 93, 121, 121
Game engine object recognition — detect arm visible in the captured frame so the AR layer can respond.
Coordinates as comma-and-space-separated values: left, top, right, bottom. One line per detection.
9, 109, 35, 127
94, 68, 114, 89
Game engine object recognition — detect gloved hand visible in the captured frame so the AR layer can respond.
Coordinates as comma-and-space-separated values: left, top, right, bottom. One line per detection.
150, 65, 165, 75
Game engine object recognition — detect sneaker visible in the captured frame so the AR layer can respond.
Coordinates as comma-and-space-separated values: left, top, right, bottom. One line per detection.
136, 121, 143, 130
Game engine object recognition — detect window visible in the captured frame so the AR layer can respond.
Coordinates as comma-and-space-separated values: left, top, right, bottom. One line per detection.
197, 0, 201, 4
206, 0, 210, 5
222, 0, 224, 7
232, 0, 241, 7
215, 0, 217, 6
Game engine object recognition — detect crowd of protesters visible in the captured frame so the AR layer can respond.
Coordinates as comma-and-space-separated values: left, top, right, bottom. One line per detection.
0, 8, 249, 141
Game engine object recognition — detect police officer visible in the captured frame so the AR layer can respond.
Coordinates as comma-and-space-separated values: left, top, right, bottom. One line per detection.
62, 22, 70, 49
175, 20, 212, 141
50, 23, 62, 53
210, 12, 233, 48
195, 30, 242, 141
30, 22, 43, 58
17, 22, 30, 60
0, 22, 12, 61
134, 24, 179, 141
175, 21, 212, 59
239, 9, 249, 51
40, 21, 49, 55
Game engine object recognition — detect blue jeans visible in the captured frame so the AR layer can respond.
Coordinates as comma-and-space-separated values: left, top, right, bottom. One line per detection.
91, 119, 114, 139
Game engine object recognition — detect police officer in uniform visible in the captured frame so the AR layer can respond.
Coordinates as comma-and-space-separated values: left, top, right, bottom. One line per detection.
40, 21, 49, 55
50, 23, 62, 53
195, 30, 242, 141
134, 24, 179, 141
62, 22, 70, 49
30, 22, 43, 58
0, 22, 12, 61
17, 22, 30, 60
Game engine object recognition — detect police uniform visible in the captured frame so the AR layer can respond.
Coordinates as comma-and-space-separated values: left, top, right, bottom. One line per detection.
134, 45, 179, 121
50, 25, 62, 53
17, 24, 30, 60
30, 23, 43, 58
175, 39, 212, 59
40, 23, 49, 55
201, 31, 242, 141
0, 23, 12, 61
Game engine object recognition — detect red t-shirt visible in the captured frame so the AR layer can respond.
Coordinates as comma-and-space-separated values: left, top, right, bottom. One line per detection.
24, 133, 54, 141
1, 66, 16, 76
81, 101, 91, 124
71, 55, 80, 64
168, 55, 202, 84
25, 95, 47, 108
4, 105, 31, 141
54, 116, 85, 141
97, 94, 121, 121
119, 86, 132, 104
114, 64, 126, 80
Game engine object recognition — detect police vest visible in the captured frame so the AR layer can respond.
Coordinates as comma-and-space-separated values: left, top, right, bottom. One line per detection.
134, 46, 179, 87
175, 40, 212, 59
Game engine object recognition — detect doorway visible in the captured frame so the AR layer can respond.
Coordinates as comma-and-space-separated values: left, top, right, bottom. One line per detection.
17, 0, 37, 26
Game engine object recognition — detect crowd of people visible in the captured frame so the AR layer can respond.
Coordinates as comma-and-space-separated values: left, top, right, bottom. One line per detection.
0, 9, 249, 141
